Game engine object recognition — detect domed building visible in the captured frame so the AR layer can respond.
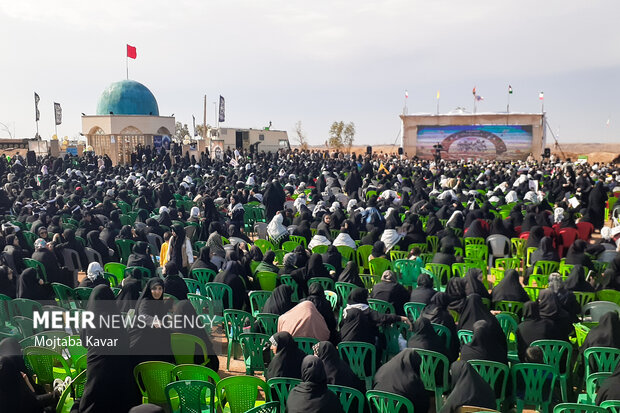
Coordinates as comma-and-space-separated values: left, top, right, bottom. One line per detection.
82, 79, 175, 164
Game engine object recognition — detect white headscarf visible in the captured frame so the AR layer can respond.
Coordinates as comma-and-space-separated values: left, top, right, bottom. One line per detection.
87, 262, 104, 282
333, 232, 357, 249
159, 206, 169, 215
267, 213, 288, 243
381, 229, 403, 252
190, 206, 200, 218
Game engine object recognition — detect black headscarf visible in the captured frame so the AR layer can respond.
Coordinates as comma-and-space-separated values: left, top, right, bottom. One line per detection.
116, 278, 142, 313
525, 226, 545, 250
409, 271, 437, 305
564, 264, 595, 292
462, 268, 490, 299
439, 360, 496, 413
516, 301, 556, 361
460, 320, 508, 365
373, 349, 430, 413
581, 311, 620, 352
168, 224, 187, 268
263, 285, 294, 315
530, 236, 559, 265
171, 300, 219, 372
0, 356, 42, 413
371, 241, 386, 258
321, 245, 342, 275
286, 355, 344, 413
565, 240, 593, 269
265, 331, 307, 380
316, 341, 365, 394
406, 317, 449, 360
337, 261, 363, 287
307, 254, 329, 279
537, 289, 572, 341
491, 269, 530, 303
0, 266, 15, 298
163, 273, 189, 301
465, 220, 487, 239
16, 268, 47, 300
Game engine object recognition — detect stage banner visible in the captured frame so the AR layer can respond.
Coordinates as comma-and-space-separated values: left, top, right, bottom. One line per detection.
416, 125, 533, 161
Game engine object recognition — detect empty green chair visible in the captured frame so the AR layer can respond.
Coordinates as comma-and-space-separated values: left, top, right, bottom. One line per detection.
268, 377, 301, 412
584, 347, 620, 378
205, 282, 233, 316
281, 240, 300, 252
369, 257, 392, 276
249, 290, 272, 317
366, 390, 414, 413
451, 262, 479, 278
356, 245, 374, 273
413, 348, 449, 411
531, 339, 573, 402
308, 276, 335, 291
404, 302, 426, 323
115, 239, 136, 265
327, 384, 365, 413
51, 283, 76, 310
223, 309, 253, 371
254, 239, 274, 255
165, 380, 215, 413
256, 271, 278, 291
24, 346, 73, 387
511, 363, 558, 413
215, 375, 270, 413
295, 337, 319, 356
104, 262, 126, 285
170, 332, 211, 367
468, 359, 509, 411
424, 263, 451, 290
239, 332, 271, 375
338, 341, 377, 389
466, 244, 489, 262
134, 361, 175, 406
172, 364, 220, 384
392, 259, 421, 288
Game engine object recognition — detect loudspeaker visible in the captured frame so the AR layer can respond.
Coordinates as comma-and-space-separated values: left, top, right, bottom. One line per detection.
366, 146, 372, 155
544, 148, 551, 158
398, 147, 403, 155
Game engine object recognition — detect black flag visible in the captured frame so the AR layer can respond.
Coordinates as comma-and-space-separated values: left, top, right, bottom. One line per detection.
218, 95, 225, 123
34, 92, 40, 121
54, 102, 62, 125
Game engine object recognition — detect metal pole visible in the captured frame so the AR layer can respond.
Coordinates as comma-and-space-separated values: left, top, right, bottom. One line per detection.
213, 102, 217, 129
126, 55, 128, 80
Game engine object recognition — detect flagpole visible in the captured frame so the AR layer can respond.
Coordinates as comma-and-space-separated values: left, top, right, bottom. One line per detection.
213, 102, 218, 129
126, 55, 129, 80
436, 92, 440, 115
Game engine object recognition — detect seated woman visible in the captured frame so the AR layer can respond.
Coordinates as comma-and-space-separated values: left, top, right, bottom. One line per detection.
0, 355, 61, 413
321, 245, 342, 275
315, 341, 365, 395
304, 283, 337, 342
308, 228, 331, 251
432, 245, 460, 266
254, 250, 280, 274
462, 268, 490, 299
370, 270, 410, 316
373, 349, 429, 413
439, 360, 496, 413
564, 264, 595, 293
263, 285, 295, 315
421, 292, 459, 362
126, 241, 156, 277
491, 268, 530, 304
368, 241, 387, 261
171, 300, 219, 372
278, 301, 330, 342
407, 317, 450, 362
409, 271, 437, 305
265, 331, 307, 380
516, 301, 557, 361
286, 356, 344, 413
337, 261, 364, 288
564, 239, 593, 269
525, 236, 559, 285
460, 320, 508, 365
78, 262, 110, 288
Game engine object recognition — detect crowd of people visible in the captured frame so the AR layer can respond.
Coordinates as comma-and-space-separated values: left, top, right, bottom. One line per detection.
1, 145, 620, 412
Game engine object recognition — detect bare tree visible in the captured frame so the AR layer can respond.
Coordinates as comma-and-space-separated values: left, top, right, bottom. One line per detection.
343, 122, 356, 152
0, 121, 13, 139
294, 121, 309, 150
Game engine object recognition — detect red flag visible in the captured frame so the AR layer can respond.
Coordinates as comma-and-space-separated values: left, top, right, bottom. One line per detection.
127, 44, 137, 59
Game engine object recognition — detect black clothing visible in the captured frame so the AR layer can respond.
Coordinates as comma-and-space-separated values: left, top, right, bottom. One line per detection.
286, 356, 345, 413
265, 331, 307, 380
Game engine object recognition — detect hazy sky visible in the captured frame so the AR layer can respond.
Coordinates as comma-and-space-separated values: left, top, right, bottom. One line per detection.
1, 1, 619, 145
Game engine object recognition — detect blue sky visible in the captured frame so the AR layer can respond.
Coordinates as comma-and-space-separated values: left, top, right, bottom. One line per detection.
1, 0, 619, 145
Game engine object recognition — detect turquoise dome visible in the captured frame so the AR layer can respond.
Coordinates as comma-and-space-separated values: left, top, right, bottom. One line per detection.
96, 80, 159, 116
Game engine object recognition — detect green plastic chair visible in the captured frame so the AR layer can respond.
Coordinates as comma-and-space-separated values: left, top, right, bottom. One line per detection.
360, 275, 379, 291
355, 245, 374, 273
20, 331, 68, 353
531, 340, 572, 402
23, 258, 48, 282
404, 302, 426, 322
295, 337, 319, 355
11, 316, 37, 338
431, 323, 452, 350
255, 313, 279, 336
336, 282, 357, 307
407, 243, 428, 253
267, 377, 301, 412
223, 309, 253, 371
51, 283, 76, 310
573, 323, 591, 347
426, 235, 440, 253
511, 363, 558, 413
424, 263, 451, 290
366, 390, 414, 413
413, 348, 449, 411
24, 346, 73, 387
574, 292, 596, 309
281, 240, 300, 252
392, 259, 421, 288
495, 257, 521, 270
337, 246, 356, 263
327, 384, 365, 413
338, 341, 377, 389
115, 239, 136, 265
289, 235, 307, 248
311, 245, 329, 254
245, 401, 279, 413
493, 300, 524, 319
451, 262, 479, 278
55, 369, 87, 413
389, 250, 408, 261
324, 290, 338, 310
9, 298, 43, 319
368, 298, 395, 314
191, 269, 216, 287
216, 375, 270, 413
249, 291, 272, 317
496, 313, 519, 355
254, 239, 275, 255
65, 334, 87, 365
579, 372, 612, 404
458, 330, 474, 346
256, 271, 278, 291
584, 347, 620, 378
466, 244, 489, 262
596, 289, 620, 305
418, 253, 433, 266
369, 257, 392, 276
533, 260, 560, 276
526, 247, 538, 267
73, 287, 93, 309
172, 364, 220, 384
124, 265, 153, 280
205, 282, 233, 316
184, 278, 203, 295
104, 262, 126, 285
511, 238, 526, 263
165, 380, 215, 413
468, 359, 509, 411
239, 332, 271, 375
170, 332, 211, 367
600, 400, 620, 413
134, 361, 175, 406
465, 237, 486, 246
279, 275, 299, 302
308, 276, 335, 292
553, 403, 607, 413
524, 286, 544, 301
